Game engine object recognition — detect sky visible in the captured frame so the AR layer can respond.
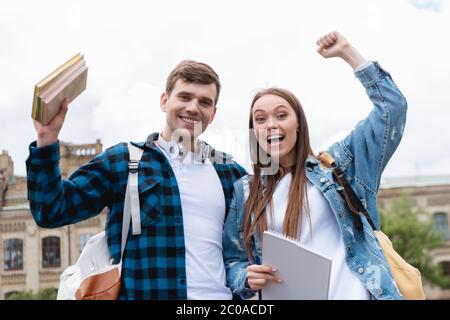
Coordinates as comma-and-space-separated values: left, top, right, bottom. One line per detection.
1, 0, 449, 179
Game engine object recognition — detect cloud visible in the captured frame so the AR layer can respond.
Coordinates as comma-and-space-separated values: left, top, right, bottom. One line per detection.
409, 0, 445, 12
1, 0, 450, 179
91, 82, 165, 149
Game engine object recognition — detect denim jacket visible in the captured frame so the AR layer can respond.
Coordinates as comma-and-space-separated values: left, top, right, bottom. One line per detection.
223, 62, 407, 300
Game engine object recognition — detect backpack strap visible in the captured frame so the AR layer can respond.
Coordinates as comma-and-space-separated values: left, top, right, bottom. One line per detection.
119, 143, 144, 263
128, 143, 144, 236
317, 151, 377, 231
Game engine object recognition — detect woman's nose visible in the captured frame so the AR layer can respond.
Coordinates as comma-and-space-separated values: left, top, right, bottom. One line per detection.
266, 116, 278, 129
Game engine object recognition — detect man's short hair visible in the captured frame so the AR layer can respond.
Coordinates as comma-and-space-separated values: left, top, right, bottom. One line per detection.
166, 60, 221, 105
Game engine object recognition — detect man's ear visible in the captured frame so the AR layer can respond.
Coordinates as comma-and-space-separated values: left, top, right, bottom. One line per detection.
160, 92, 168, 112
208, 106, 217, 124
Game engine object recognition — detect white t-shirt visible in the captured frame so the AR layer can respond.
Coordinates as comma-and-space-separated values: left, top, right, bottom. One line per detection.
156, 137, 231, 300
266, 173, 370, 300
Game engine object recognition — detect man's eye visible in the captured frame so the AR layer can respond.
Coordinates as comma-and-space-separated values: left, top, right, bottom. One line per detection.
180, 96, 190, 101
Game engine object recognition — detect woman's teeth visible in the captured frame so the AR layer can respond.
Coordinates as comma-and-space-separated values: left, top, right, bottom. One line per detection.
267, 135, 285, 144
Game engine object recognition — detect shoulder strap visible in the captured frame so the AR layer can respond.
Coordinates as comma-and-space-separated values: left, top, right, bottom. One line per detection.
317, 151, 377, 231
128, 143, 144, 236
316, 151, 336, 168
119, 143, 144, 263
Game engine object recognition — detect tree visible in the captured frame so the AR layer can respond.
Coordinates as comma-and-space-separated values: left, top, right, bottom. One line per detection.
380, 195, 450, 288
6, 287, 57, 300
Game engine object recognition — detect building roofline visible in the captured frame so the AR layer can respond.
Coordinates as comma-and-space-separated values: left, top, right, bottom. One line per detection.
380, 175, 450, 189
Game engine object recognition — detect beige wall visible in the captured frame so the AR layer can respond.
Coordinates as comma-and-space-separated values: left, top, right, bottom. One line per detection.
0, 140, 104, 299
0, 207, 106, 299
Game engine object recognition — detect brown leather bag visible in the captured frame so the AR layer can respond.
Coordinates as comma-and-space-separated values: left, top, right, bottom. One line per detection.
317, 152, 425, 300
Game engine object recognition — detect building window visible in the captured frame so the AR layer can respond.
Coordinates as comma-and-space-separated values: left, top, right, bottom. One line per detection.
3, 239, 23, 271
439, 261, 450, 289
79, 233, 94, 253
440, 261, 450, 277
42, 236, 61, 268
433, 212, 450, 241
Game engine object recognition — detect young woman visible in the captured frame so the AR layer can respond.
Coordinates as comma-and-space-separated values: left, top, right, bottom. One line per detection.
223, 31, 407, 300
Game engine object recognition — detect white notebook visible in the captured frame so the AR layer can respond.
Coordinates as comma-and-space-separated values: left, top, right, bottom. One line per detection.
261, 230, 332, 300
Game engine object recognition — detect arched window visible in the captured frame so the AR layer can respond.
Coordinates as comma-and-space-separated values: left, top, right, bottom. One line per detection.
4, 291, 20, 300
433, 212, 450, 241
79, 233, 94, 253
3, 239, 23, 271
42, 236, 61, 268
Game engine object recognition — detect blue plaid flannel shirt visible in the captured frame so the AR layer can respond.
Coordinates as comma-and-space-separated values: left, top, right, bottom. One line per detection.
26, 132, 247, 299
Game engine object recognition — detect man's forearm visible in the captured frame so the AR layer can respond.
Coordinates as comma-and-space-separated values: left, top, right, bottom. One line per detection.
37, 135, 58, 148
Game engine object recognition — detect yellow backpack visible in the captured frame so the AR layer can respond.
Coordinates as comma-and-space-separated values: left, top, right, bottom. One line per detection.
317, 152, 425, 300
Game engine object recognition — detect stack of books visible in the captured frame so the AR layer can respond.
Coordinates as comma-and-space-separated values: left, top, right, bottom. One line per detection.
32, 53, 88, 125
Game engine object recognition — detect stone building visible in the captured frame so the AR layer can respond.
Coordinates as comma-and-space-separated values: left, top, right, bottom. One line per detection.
378, 176, 450, 300
0, 140, 105, 299
1, 141, 449, 299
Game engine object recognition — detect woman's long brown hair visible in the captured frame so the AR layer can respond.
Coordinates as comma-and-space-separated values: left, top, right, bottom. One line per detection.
244, 88, 314, 259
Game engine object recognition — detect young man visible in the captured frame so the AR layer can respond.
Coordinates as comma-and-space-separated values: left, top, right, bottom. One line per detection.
27, 60, 247, 299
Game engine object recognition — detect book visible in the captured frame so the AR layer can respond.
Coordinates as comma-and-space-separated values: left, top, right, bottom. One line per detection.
32, 53, 82, 119
261, 230, 332, 300
32, 53, 88, 125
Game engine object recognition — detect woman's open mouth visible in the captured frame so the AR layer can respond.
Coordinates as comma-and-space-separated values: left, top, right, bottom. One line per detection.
267, 134, 285, 148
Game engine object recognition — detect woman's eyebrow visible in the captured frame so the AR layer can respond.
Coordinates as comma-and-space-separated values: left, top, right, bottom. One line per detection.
253, 104, 289, 113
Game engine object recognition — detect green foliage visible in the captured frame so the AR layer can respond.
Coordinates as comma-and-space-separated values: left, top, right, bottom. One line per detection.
5, 290, 34, 300
380, 195, 450, 288
5, 287, 57, 300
